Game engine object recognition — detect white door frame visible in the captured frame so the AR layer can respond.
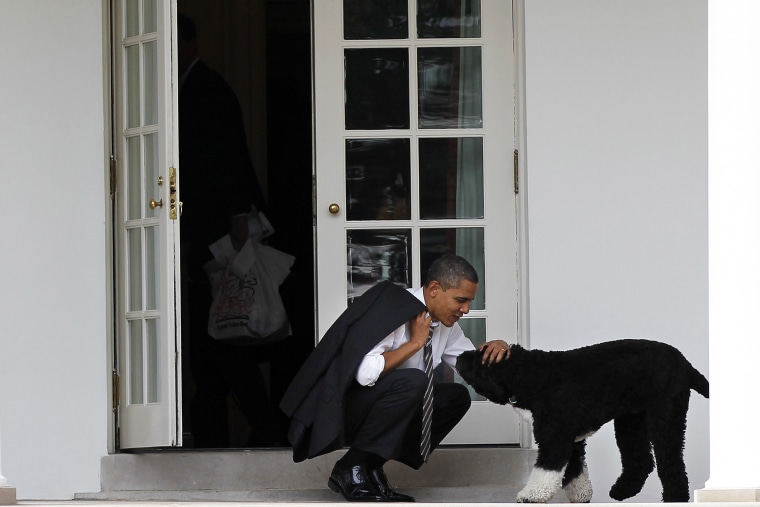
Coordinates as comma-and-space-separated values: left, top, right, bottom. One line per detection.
512, 0, 532, 449
312, 0, 524, 445
101, 0, 532, 452
110, 0, 182, 449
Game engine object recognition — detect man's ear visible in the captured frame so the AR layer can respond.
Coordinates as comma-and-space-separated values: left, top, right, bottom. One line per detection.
427, 280, 441, 297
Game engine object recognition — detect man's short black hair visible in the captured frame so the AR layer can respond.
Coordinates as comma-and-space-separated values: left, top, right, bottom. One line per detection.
424, 254, 479, 289
177, 13, 197, 42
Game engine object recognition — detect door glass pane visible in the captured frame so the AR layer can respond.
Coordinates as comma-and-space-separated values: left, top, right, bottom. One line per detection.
146, 318, 160, 402
129, 319, 144, 404
126, 44, 140, 129
419, 137, 483, 219
144, 133, 158, 217
145, 226, 159, 310
128, 227, 143, 311
459, 317, 485, 348
347, 229, 412, 303
344, 0, 408, 40
420, 227, 484, 309
142, 0, 156, 34
417, 0, 481, 38
345, 48, 410, 130
418, 46, 482, 129
346, 139, 411, 221
125, 0, 139, 38
143, 41, 158, 126
127, 136, 141, 220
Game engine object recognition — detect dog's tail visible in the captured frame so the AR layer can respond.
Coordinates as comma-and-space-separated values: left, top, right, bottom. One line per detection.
690, 366, 709, 398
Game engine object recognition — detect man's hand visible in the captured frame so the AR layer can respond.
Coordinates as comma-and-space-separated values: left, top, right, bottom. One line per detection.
478, 340, 510, 365
229, 214, 249, 251
380, 311, 432, 375
409, 311, 433, 349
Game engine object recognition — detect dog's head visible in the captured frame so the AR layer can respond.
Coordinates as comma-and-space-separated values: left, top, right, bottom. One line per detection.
455, 345, 524, 405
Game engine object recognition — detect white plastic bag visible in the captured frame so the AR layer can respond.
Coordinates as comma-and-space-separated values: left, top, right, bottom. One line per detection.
205, 238, 295, 345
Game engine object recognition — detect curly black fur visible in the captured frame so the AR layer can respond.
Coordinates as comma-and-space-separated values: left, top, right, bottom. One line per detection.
455, 339, 708, 503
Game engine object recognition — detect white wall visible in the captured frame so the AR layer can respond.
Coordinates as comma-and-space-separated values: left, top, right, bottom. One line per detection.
0, 0, 710, 501
0, 0, 108, 499
524, 0, 709, 502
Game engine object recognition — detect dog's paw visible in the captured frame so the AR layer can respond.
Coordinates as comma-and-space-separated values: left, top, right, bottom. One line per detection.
517, 490, 553, 503
563, 469, 593, 503
517, 467, 564, 503
609, 476, 646, 501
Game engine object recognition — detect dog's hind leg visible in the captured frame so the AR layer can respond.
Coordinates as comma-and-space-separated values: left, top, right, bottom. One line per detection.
609, 412, 654, 501
648, 396, 690, 502
562, 440, 593, 503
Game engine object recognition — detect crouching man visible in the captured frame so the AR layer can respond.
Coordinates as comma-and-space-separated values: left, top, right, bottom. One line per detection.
279, 254, 511, 502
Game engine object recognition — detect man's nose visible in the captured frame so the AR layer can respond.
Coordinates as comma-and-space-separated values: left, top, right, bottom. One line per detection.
461, 302, 471, 314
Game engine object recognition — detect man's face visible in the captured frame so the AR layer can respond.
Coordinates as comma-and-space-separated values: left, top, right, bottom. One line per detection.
426, 279, 478, 327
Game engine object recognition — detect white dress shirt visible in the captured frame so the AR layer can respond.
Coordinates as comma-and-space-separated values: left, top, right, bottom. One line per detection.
355, 287, 476, 386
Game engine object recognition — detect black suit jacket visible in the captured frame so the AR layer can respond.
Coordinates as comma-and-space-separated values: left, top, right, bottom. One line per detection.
279, 281, 426, 462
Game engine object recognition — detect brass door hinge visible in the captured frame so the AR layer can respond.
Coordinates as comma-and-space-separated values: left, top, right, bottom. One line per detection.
312, 175, 317, 226
109, 156, 117, 198
513, 149, 519, 194
112, 370, 119, 412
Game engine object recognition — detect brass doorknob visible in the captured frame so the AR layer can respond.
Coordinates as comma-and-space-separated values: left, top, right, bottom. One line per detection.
328, 203, 340, 214
150, 198, 163, 210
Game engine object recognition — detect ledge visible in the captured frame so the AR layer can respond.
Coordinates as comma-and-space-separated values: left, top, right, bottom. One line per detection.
695, 488, 760, 503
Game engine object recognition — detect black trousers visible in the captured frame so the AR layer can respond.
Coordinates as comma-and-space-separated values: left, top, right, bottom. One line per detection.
183, 257, 279, 448
343, 368, 471, 469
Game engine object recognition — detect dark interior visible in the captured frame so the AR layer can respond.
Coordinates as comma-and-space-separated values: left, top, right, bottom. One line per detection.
177, 0, 314, 449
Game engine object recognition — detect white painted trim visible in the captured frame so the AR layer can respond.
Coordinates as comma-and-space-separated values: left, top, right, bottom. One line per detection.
102, 0, 117, 456
704, 0, 760, 493
512, 0, 533, 451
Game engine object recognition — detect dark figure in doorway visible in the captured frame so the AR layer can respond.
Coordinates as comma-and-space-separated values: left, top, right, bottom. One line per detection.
177, 12, 277, 448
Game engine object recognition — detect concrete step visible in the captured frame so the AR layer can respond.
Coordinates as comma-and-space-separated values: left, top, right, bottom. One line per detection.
76, 486, 530, 503
81, 447, 540, 502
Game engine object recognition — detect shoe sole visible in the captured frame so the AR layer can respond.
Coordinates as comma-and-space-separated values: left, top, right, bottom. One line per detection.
328, 478, 342, 494
328, 477, 388, 502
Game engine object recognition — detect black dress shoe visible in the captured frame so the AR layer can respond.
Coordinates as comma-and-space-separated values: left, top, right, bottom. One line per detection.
328, 462, 386, 502
368, 467, 415, 502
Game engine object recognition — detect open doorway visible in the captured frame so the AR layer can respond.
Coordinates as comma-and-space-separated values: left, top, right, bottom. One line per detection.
176, 0, 314, 449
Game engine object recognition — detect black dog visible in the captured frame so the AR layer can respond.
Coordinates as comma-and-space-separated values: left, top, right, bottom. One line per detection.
455, 339, 708, 503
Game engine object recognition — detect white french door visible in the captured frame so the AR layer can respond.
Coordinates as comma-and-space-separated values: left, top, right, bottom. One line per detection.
314, 0, 520, 444
113, 0, 182, 449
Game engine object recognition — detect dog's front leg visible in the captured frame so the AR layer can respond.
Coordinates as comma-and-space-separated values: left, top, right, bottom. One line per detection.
518, 464, 567, 503
517, 438, 574, 503
562, 440, 593, 503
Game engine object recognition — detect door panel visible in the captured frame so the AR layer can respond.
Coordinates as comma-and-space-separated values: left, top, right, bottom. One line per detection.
114, 0, 182, 449
314, 0, 519, 444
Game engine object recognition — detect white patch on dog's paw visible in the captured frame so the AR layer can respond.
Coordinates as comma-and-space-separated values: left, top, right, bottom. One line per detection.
563, 466, 593, 503
517, 465, 565, 503
512, 407, 533, 425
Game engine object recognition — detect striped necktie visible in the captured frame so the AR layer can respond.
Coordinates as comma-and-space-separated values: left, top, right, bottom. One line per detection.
420, 324, 434, 461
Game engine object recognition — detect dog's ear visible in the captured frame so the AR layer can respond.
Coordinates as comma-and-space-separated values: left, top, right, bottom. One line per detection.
454, 350, 480, 377
454, 350, 485, 388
